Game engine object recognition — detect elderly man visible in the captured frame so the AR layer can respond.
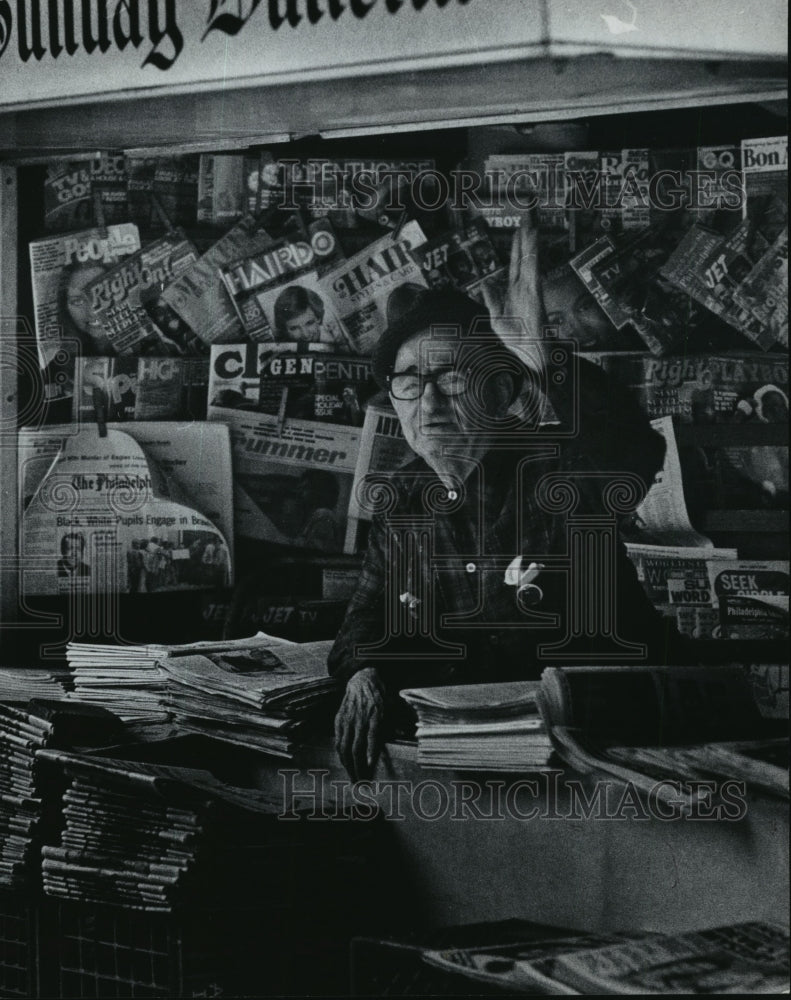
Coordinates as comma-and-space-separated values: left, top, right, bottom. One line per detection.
329, 225, 678, 781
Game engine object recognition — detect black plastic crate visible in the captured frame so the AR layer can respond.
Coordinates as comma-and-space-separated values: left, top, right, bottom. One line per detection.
50, 902, 249, 998
0, 892, 38, 999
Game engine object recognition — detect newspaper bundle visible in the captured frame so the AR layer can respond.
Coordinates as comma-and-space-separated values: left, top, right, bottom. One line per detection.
400, 681, 552, 771
208, 342, 375, 425
18, 423, 233, 597
161, 213, 273, 346
343, 400, 415, 553
319, 220, 428, 356
73, 356, 209, 423
83, 232, 202, 356
29, 224, 141, 403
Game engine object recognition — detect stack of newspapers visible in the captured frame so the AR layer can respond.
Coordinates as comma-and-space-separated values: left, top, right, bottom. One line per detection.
0, 667, 70, 703
38, 751, 221, 911
160, 635, 340, 757
66, 642, 170, 723
0, 704, 55, 889
66, 634, 341, 757
37, 749, 314, 912
400, 682, 553, 771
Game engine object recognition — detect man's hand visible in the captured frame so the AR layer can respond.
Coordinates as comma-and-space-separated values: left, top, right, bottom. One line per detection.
334, 666, 386, 782
481, 216, 548, 375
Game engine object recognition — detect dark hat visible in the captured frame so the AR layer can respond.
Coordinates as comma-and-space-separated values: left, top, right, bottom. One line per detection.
372, 284, 492, 389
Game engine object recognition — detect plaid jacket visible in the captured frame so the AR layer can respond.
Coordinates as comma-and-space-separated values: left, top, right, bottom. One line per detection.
328, 439, 679, 695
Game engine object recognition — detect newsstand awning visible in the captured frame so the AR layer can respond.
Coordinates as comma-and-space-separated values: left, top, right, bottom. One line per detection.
0, 0, 787, 154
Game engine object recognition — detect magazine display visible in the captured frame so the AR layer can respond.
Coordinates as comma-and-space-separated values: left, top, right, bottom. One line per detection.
706, 559, 789, 640
564, 149, 602, 251
343, 400, 415, 554
18, 423, 234, 596
29, 224, 141, 402
319, 220, 428, 356
741, 135, 788, 242
695, 144, 740, 224
484, 153, 567, 232
43, 161, 94, 232
73, 356, 209, 423
660, 220, 774, 348
410, 220, 504, 302
255, 156, 435, 228
569, 236, 632, 329
208, 343, 375, 425
731, 228, 789, 348
161, 213, 273, 345
90, 152, 129, 226
83, 231, 203, 356
423, 922, 789, 995
219, 219, 346, 342
593, 352, 789, 423
126, 155, 199, 233
209, 407, 361, 551
197, 153, 263, 225
584, 227, 688, 355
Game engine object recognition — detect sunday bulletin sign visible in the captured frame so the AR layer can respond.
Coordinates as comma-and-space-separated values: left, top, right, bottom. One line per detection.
1, 1, 784, 112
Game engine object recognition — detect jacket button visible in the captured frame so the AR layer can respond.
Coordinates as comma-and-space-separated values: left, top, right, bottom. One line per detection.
465, 562, 476, 573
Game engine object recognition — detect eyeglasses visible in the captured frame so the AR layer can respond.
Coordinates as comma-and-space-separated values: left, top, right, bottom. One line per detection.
388, 368, 470, 401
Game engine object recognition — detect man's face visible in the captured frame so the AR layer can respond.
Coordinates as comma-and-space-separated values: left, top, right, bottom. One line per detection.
284, 307, 321, 341
62, 536, 82, 567
389, 330, 508, 472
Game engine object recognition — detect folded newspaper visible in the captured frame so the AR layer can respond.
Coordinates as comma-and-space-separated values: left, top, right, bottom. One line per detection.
208, 407, 361, 551
422, 921, 789, 995
621, 415, 713, 549
19, 424, 233, 597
